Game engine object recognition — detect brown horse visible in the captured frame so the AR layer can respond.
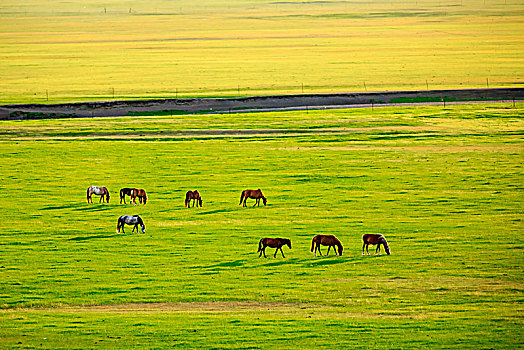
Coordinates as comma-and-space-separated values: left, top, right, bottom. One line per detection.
258, 238, 291, 258
185, 190, 202, 207
311, 234, 343, 256
132, 189, 148, 205
239, 189, 267, 207
362, 234, 390, 255
87, 186, 110, 203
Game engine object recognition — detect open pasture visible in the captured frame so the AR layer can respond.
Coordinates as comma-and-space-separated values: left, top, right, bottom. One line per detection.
0, 103, 523, 348
1, 0, 523, 103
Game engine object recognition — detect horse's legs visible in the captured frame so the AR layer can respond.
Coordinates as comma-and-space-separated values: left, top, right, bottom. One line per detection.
366, 244, 370, 255
279, 247, 285, 258
253, 198, 257, 207
326, 245, 331, 256
376, 245, 381, 255
99, 195, 103, 203
262, 247, 267, 258
362, 243, 366, 255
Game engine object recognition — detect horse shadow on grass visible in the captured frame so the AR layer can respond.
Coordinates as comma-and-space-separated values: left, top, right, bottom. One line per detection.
196, 208, 236, 216
303, 256, 358, 268
68, 233, 121, 242
41, 202, 88, 211
72, 205, 114, 212
261, 257, 300, 267
206, 259, 245, 269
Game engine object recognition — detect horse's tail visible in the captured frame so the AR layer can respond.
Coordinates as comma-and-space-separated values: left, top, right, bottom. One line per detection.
116, 216, 121, 233
86, 187, 90, 202
257, 239, 263, 252
311, 236, 316, 252
239, 191, 245, 205
185, 192, 190, 207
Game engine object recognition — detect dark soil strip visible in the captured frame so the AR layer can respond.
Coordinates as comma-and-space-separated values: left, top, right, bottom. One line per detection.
1, 88, 522, 120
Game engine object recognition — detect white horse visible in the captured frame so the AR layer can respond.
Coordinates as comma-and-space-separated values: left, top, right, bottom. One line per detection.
87, 186, 110, 203
117, 215, 145, 234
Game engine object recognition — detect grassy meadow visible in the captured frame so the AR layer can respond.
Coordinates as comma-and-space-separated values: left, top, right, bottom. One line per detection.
1, 0, 523, 103
0, 103, 523, 348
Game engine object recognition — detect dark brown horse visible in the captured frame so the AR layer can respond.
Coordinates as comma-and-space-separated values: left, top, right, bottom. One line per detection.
311, 235, 343, 256
120, 188, 134, 204
120, 188, 147, 205
362, 234, 390, 255
239, 189, 267, 207
185, 190, 202, 207
87, 186, 110, 203
132, 189, 148, 205
258, 238, 291, 258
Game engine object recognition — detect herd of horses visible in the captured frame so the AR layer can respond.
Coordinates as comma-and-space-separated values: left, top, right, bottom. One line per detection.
258, 233, 390, 258
87, 186, 391, 257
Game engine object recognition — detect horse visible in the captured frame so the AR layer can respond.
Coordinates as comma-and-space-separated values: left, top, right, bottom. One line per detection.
258, 238, 291, 258
311, 234, 343, 256
185, 190, 202, 207
87, 186, 110, 203
362, 234, 391, 255
239, 189, 267, 207
116, 215, 145, 234
132, 189, 148, 205
119, 188, 135, 204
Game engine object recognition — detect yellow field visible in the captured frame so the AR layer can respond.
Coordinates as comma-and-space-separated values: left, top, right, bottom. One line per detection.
1, 0, 523, 103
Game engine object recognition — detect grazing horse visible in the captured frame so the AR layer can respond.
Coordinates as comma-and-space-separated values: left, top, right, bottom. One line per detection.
239, 189, 267, 207
120, 188, 148, 205
258, 238, 291, 258
87, 186, 110, 203
116, 215, 145, 234
132, 189, 148, 205
185, 190, 202, 207
119, 188, 135, 204
311, 234, 343, 256
362, 234, 391, 255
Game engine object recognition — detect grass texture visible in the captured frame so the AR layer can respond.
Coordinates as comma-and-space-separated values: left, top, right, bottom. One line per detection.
0, 103, 523, 348
0, 0, 523, 103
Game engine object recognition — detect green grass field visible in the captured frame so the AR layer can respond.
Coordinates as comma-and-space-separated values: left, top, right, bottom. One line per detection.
1, 0, 523, 103
0, 103, 522, 348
